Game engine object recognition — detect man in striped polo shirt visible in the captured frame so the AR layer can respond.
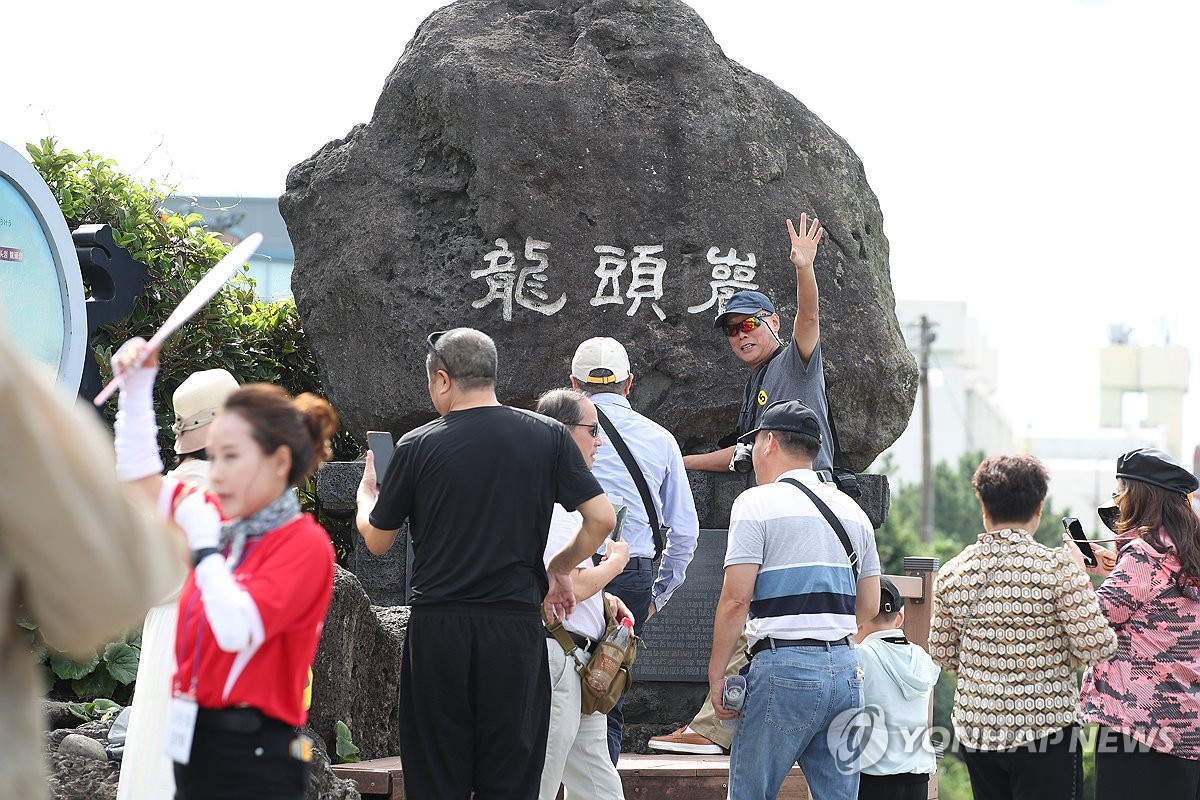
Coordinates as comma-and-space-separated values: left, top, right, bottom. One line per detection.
707, 399, 880, 799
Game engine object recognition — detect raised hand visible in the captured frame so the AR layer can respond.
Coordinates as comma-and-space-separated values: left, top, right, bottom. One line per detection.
786, 212, 825, 272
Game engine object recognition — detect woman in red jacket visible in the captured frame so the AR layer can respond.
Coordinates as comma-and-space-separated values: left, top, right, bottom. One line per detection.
112, 338, 338, 799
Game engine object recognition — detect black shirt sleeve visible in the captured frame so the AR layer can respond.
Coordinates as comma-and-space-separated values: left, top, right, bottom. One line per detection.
553, 425, 604, 512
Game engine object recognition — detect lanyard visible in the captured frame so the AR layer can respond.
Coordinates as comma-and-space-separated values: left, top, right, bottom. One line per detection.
173, 537, 265, 696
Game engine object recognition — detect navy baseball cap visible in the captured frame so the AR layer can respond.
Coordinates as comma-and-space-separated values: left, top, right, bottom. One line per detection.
738, 399, 822, 445
713, 290, 776, 329
1116, 448, 1198, 496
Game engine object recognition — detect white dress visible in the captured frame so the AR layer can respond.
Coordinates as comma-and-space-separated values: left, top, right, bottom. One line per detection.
116, 460, 208, 800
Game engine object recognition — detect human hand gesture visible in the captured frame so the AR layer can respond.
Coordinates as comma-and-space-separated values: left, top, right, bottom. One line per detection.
786, 212, 824, 271
358, 450, 379, 504
605, 592, 635, 627
544, 570, 577, 622
710, 676, 736, 720
111, 337, 159, 397
1089, 544, 1118, 578
175, 492, 222, 552
599, 538, 630, 570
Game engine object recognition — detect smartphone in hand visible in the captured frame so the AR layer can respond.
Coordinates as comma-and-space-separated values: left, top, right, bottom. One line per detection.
367, 431, 395, 489
1063, 516, 1097, 568
611, 504, 628, 542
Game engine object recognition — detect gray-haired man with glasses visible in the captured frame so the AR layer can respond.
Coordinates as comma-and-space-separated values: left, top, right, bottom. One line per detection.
356, 327, 615, 800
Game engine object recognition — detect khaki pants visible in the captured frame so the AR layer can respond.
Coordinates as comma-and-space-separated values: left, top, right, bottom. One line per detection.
688, 633, 749, 750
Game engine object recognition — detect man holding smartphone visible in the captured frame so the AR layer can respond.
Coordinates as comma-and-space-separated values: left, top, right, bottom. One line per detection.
356, 328, 615, 800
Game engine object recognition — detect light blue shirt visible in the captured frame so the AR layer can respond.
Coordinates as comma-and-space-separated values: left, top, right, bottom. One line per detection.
590, 393, 700, 612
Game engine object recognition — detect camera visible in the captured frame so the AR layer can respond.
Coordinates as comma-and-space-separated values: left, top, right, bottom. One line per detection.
729, 442, 754, 473
816, 467, 861, 498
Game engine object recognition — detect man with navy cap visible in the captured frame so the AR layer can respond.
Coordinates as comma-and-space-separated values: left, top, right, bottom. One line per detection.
682, 212, 835, 474
706, 399, 879, 797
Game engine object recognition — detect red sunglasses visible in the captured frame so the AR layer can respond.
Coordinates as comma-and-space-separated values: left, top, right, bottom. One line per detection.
723, 314, 771, 337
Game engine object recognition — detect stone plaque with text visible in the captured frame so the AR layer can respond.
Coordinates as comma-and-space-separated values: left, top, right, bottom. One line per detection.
635, 528, 726, 682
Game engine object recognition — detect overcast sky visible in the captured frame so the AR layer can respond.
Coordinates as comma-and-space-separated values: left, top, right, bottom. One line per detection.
3, 0, 1197, 456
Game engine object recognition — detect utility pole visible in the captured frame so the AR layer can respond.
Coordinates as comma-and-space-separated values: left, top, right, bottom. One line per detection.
919, 315, 937, 543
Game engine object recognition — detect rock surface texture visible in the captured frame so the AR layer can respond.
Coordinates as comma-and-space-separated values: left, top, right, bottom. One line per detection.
282, 0, 916, 469
309, 566, 407, 761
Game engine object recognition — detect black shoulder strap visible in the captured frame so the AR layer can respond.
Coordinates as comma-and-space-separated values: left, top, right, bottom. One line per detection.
595, 406, 665, 560
822, 383, 849, 470
779, 477, 859, 577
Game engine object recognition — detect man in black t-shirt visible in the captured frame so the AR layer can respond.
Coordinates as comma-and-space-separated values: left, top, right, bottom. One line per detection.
355, 327, 614, 800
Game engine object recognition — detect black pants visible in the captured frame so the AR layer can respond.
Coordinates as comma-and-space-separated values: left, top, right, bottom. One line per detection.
398, 603, 551, 800
1094, 727, 1200, 800
603, 562, 654, 764
858, 772, 930, 800
174, 707, 308, 800
961, 726, 1083, 800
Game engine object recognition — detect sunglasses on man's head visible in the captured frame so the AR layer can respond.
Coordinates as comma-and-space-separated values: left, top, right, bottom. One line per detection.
723, 314, 771, 337
426, 330, 453, 377
569, 422, 601, 438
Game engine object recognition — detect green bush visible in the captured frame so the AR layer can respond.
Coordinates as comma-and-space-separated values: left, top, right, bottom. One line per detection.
26, 137, 357, 462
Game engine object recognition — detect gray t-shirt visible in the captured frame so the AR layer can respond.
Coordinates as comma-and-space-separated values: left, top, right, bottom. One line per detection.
738, 339, 834, 471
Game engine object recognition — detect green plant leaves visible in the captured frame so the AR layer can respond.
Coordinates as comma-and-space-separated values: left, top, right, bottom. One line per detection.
51, 652, 100, 681
103, 641, 140, 685
71, 669, 117, 699
334, 720, 360, 763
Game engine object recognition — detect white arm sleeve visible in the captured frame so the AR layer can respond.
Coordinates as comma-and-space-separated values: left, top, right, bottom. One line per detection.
193, 554, 265, 653
112, 357, 163, 482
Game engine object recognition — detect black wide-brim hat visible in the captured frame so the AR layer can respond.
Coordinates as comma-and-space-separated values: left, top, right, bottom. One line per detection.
1116, 447, 1199, 496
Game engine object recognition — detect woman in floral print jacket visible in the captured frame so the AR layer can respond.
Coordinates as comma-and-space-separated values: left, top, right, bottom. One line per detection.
1078, 447, 1200, 799
930, 455, 1117, 800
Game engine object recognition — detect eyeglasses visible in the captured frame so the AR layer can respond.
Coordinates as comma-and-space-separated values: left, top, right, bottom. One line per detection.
426, 331, 453, 378
723, 314, 771, 337
569, 422, 601, 438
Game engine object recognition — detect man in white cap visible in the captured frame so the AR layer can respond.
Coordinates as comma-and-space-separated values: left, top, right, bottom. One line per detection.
569, 336, 700, 764
116, 367, 237, 800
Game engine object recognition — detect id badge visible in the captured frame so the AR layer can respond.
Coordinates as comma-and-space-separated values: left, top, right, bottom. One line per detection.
165, 694, 199, 764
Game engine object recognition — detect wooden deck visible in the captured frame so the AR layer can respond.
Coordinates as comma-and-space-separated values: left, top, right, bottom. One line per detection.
332, 753, 938, 799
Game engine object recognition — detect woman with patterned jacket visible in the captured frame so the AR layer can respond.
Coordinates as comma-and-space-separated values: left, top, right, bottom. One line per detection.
1077, 448, 1200, 799
929, 455, 1117, 800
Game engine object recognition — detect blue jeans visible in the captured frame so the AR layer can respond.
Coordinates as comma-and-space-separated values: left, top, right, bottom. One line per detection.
728, 643, 863, 800
603, 564, 653, 764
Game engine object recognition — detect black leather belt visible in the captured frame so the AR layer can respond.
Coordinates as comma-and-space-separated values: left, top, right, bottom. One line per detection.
196, 706, 290, 734
749, 636, 853, 656
546, 629, 598, 653
623, 557, 654, 571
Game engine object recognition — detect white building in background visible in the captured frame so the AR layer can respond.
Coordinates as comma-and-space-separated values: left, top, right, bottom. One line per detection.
874, 300, 1014, 487
162, 196, 295, 301
1018, 331, 1191, 534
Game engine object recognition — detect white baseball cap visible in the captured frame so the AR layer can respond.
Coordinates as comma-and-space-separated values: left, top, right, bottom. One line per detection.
571, 337, 630, 385
172, 369, 239, 454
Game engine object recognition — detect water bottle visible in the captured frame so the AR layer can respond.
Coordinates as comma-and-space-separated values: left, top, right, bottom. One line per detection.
719, 674, 747, 729
585, 618, 634, 693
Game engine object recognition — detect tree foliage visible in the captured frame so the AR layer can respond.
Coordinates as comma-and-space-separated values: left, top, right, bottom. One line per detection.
25, 137, 358, 463
874, 450, 1070, 575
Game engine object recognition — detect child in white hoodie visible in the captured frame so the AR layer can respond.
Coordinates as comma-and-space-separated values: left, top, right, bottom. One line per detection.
854, 577, 941, 800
